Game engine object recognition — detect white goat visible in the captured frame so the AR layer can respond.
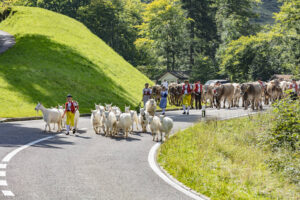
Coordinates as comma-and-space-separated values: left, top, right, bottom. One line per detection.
125, 106, 139, 132
159, 115, 173, 141
58, 105, 66, 128
139, 108, 149, 132
105, 103, 112, 112
104, 111, 117, 137
148, 115, 161, 142
145, 99, 157, 116
74, 110, 80, 132
35, 103, 62, 132
95, 104, 105, 112
91, 109, 102, 134
116, 113, 132, 138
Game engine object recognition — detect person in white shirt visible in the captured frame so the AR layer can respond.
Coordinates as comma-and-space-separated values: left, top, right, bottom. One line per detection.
162, 80, 168, 90
142, 83, 152, 107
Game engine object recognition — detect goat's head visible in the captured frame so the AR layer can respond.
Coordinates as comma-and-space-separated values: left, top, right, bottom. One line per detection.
35, 102, 41, 111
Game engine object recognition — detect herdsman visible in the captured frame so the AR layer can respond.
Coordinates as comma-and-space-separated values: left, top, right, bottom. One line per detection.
194, 80, 202, 110
289, 79, 298, 100
142, 83, 152, 107
62, 94, 79, 135
258, 77, 266, 89
182, 80, 192, 115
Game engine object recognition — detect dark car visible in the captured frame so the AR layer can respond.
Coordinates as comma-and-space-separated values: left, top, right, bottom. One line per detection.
204, 79, 230, 85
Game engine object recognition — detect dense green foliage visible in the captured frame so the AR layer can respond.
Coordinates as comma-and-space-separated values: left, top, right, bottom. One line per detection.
0, 7, 151, 117
260, 97, 300, 184
253, 0, 281, 24
136, 0, 190, 71
14, 0, 297, 81
158, 113, 299, 199
220, 0, 299, 81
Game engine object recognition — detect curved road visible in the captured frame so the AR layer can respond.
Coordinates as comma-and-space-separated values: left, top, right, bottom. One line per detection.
0, 30, 15, 54
0, 108, 264, 200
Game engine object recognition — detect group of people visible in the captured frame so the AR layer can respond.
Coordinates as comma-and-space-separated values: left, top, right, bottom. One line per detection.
142, 77, 299, 116
142, 79, 204, 116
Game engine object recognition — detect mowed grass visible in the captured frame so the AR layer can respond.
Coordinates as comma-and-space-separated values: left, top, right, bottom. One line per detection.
0, 6, 152, 117
158, 113, 299, 199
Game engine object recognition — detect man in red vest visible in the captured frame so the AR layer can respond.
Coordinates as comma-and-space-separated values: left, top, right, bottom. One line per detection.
194, 80, 203, 110
62, 94, 79, 135
182, 80, 192, 115
289, 79, 298, 100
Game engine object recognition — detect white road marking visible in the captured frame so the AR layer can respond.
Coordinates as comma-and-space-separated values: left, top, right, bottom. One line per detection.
80, 128, 88, 130
2, 190, 14, 197
2, 136, 55, 162
0, 180, 7, 186
148, 143, 209, 200
0, 164, 6, 169
0, 171, 6, 177
148, 111, 259, 200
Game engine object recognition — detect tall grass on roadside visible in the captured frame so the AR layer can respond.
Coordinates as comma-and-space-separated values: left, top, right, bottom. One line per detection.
158, 112, 299, 199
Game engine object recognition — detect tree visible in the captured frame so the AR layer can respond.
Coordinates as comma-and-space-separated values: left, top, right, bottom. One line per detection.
136, 0, 190, 71
181, 0, 218, 69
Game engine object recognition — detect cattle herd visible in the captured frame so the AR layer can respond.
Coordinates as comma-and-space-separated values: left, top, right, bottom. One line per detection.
151, 79, 300, 110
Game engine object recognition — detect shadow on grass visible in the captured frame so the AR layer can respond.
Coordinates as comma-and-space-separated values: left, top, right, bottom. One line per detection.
0, 34, 137, 116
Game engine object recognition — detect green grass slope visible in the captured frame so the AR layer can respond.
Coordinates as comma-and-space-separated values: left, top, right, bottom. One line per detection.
0, 6, 151, 118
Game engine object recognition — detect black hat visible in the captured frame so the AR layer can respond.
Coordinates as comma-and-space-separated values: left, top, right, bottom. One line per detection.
67, 94, 72, 97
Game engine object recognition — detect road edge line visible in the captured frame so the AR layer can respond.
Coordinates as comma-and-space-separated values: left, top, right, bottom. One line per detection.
148, 111, 263, 200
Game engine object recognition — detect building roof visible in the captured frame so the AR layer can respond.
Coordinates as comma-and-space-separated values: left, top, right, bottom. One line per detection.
270, 74, 293, 81
159, 71, 189, 80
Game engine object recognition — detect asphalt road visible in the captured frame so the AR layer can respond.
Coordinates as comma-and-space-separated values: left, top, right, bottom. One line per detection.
0, 30, 15, 54
0, 107, 266, 200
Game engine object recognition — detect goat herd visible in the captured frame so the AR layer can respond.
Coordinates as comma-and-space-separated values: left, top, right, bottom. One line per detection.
35, 99, 173, 142
151, 79, 299, 110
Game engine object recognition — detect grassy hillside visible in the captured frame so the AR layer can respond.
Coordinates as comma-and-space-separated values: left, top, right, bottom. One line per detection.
0, 6, 152, 118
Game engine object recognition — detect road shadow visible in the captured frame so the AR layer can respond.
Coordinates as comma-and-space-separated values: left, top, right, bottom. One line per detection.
0, 122, 89, 149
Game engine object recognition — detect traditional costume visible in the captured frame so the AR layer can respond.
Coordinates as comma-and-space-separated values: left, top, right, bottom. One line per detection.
182, 83, 192, 115
143, 88, 152, 107
159, 90, 168, 114
194, 82, 202, 109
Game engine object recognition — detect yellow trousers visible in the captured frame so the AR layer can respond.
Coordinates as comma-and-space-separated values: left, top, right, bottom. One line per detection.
66, 111, 75, 127
183, 94, 191, 106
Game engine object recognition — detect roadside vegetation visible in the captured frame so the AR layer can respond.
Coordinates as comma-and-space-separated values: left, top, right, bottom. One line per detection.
0, 6, 151, 118
158, 98, 300, 199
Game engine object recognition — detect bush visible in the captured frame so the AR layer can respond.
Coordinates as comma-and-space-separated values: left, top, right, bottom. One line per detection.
262, 96, 300, 184
269, 96, 300, 151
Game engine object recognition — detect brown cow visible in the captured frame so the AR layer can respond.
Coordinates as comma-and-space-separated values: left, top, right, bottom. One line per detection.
240, 83, 263, 110
151, 85, 162, 104
203, 84, 215, 108
214, 83, 234, 109
232, 83, 241, 107
266, 80, 282, 103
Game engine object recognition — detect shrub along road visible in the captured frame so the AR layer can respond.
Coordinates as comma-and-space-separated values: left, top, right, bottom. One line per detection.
0, 107, 265, 199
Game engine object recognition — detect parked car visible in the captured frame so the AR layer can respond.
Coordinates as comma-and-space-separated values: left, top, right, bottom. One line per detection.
204, 79, 230, 85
